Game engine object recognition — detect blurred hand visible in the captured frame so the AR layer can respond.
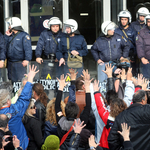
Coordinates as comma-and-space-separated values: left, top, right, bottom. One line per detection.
142, 78, 149, 91
13, 135, 20, 148
27, 65, 39, 83
22, 60, 29, 67
81, 69, 93, 93
0, 61, 4, 68
36, 58, 43, 64
73, 119, 86, 134
126, 68, 132, 81
102, 63, 114, 78
55, 58, 58, 62
118, 123, 130, 141
57, 74, 69, 91
93, 80, 100, 92
141, 57, 149, 65
97, 59, 104, 65
88, 135, 99, 148
67, 68, 78, 80
59, 58, 65, 66
5, 29, 12, 36
71, 50, 79, 56
137, 74, 143, 86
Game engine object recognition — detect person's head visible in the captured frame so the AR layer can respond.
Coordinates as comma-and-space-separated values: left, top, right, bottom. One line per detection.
46, 98, 66, 125
106, 90, 118, 105
75, 77, 84, 91
5, 17, 24, 32
41, 135, 60, 150
136, 7, 149, 23
110, 98, 127, 118
65, 102, 79, 119
0, 115, 9, 132
48, 17, 62, 34
133, 90, 147, 105
118, 10, 131, 27
0, 82, 13, 94
0, 89, 11, 109
25, 99, 36, 117
101, 21, 117, 36
63, 19, 78, 35
145, 14, 150, 29
32, 83, 48, 107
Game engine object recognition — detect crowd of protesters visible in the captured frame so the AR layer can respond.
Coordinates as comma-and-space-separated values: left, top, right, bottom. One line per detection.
0, 3, 150, 150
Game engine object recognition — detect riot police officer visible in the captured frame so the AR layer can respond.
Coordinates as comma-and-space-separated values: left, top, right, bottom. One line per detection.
136, 14, 150, 78
91, 21, 130, 82
35, 17, 65, 63
115, 10, 137, 76
5, 17, 32, 82
56, 19, 88, 77
131, 7, 149, 32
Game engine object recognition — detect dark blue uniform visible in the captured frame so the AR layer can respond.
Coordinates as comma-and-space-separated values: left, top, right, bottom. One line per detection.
5, 31, 32, 82
0, 32, 6, 61
91, 33, 130, 62
131, 20, 146, 33
35, 30, 66, 58
56, 34, 88, 77
35, 30, 66, 79
91, 33, 130, 82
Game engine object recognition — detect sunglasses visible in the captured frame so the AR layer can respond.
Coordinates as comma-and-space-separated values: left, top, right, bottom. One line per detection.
30, 105, 36, 109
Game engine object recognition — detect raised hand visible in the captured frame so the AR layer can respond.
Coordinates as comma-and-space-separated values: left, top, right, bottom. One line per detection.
102, 63, 114, 78
142, 78, 149, 90
88, 135, 100, 148
27, 65, 39, 83
93, 80, 100, 92
126, 68, 132, 81
118, 123, 130, 141
57, 74, 69, 91
81, 69, 93, 93
73, 119, 86, 134
67, 68, 78, 81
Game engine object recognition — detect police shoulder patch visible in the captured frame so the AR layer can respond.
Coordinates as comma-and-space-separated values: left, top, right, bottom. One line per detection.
26, 35, 30, 40
136, 36, 138, 41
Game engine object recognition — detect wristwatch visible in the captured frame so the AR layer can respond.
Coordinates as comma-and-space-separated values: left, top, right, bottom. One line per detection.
90, 146, 96, 150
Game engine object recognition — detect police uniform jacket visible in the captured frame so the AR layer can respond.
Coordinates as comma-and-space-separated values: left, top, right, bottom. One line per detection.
115, 25, 137, 52
131, 20, 146, 32
91, 33, 130, 62
35, 30, 66, 58
136, 26, 150, 60
0, 32, 6, 61
56, 34, 88, 60
5, 31, 32, 62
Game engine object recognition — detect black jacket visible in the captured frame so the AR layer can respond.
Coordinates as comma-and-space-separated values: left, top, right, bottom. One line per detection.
108, 103, 150, 150
22, 115, 43, 150
35, 100, 46, 136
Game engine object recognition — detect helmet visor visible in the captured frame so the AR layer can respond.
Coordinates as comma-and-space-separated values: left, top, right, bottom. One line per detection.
62, 24, 72, 34
105, 22, 117, 32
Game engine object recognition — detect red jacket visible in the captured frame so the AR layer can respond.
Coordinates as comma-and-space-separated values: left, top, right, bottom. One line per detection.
94, 92, 114, 149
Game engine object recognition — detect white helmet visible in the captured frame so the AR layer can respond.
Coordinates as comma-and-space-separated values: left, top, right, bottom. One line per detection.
5, 17, 24, 31
118, 10, 132, 23
136, 7, 149, 19
63, 19, 78, 34
144, 14, 150, 24
101, 21, 117, 35
48, 17, 62, 29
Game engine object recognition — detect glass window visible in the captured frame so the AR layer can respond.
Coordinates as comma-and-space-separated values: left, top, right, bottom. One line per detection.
111, 0, 123, 25
29, 0, 63, 45
69, 0, 102, 45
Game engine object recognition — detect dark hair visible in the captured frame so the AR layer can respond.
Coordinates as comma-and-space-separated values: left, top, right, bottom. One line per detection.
75, 77, 84, 91
0, 114, 9, 128
32, 83, 48, 107
65, 102, 79, 119
133, 90, 146, 103
146, 91, 150, 104
106, 90, 118, 105
110, 98, 127, 118
0, 82, 13, 93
